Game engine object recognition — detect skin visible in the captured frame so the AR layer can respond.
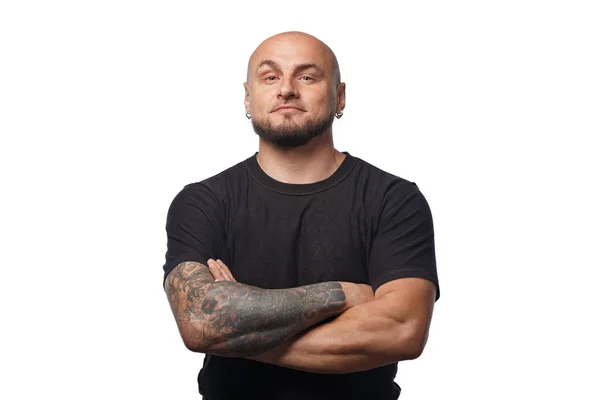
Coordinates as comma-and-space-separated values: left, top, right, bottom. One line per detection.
165, 260, 374, 357
211, 259, 436, 374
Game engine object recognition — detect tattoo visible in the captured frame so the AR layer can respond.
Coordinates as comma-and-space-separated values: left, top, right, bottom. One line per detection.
165, 261, 346, 357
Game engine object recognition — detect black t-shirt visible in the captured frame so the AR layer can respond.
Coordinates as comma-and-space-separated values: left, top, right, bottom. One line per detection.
163, 152, 440, 400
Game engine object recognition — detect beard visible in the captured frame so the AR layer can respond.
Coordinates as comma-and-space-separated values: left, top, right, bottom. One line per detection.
251, 112, 335, 148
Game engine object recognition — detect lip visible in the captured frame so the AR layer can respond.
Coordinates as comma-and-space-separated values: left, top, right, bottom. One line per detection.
272, 106, 304, 112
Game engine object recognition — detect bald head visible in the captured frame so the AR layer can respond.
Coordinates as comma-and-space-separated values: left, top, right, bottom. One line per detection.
246, 31, 340, 86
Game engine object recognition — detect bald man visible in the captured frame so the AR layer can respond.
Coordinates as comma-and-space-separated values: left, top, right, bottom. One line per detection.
163, 31, 440, 400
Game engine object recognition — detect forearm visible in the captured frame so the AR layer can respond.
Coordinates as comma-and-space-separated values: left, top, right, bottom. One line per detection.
247, 298, 423, 374
200, 281, 348, 357
166, 261, 348, 357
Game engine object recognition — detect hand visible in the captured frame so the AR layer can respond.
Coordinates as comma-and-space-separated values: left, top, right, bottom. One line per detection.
340, 282, 375, 309
207, 259, 237, 282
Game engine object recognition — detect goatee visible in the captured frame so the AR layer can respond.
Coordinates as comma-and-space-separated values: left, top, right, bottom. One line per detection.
251, 113, 334, 148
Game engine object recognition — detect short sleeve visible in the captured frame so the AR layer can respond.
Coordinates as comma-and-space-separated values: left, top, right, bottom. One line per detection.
162, 183, 226, 287
368, 181, 440, 300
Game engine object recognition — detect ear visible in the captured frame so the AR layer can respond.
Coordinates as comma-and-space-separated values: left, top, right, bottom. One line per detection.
244, 82, 251, 114
336, 82, 346, 114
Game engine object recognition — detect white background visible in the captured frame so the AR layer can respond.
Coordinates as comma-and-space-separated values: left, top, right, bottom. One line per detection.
1, 1, 599, 399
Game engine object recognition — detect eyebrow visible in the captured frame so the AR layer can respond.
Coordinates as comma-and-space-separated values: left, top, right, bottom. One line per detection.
255, 60, 325, 76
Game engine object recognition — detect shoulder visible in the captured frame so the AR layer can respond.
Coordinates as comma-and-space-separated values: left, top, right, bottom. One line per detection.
181, 155, 252, 196
350, 154, 421, 201
169, 155, 253, 211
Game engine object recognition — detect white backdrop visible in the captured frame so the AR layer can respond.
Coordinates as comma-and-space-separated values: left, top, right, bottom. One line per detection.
1, 1, 599, 399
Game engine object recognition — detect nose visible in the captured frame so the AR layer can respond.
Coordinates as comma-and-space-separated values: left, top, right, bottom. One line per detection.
277, 76, 297, 99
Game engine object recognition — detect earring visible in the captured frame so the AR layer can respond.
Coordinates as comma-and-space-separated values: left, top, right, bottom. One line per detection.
335, 110, 343, 119
245, 112, 251, 119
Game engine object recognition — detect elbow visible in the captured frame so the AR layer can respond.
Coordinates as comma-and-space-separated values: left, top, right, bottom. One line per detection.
407, 328, 428, 360
404, 340, 426, 360
394, 340, 425, 361
177, 323, 213, 353
180, 325, 231, 355
393, 326, 429, 361
182, 336, 206, 353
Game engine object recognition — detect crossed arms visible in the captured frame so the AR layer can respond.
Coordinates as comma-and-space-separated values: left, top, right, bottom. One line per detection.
165, 259, 436, 374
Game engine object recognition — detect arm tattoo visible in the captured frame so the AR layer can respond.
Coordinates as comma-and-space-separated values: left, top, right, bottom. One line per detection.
165, 261, 346, 357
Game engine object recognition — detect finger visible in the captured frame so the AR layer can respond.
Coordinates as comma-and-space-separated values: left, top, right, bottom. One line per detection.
217, 259, 236, 282
212, 259, 232, 282
207, 259, 225, 281
217, 260, 236, 282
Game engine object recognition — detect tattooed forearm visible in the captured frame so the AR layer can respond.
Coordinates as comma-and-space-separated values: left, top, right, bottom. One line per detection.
165, 261, 347, 357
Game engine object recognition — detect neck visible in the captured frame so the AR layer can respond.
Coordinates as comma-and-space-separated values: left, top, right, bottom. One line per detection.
256, 132, 346, 184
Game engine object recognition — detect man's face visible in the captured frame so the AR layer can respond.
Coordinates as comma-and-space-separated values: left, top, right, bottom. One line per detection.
245, 34, 344, 148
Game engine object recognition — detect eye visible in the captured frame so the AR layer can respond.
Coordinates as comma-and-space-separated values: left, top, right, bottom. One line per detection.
300, 76, 313, 81
265, 75, 277, 81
